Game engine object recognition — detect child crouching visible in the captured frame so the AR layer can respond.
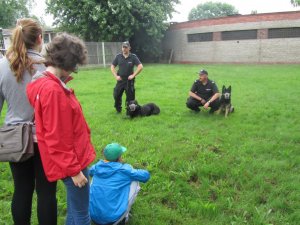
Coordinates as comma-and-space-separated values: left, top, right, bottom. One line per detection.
89, 143, 150, 225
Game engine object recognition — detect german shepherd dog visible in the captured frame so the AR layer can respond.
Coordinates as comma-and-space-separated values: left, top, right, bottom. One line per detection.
127, 100, 160, 118
219, 85, 234, 118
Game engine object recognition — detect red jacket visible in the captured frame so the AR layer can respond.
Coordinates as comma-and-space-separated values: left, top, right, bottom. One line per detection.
26, 71, 96, 182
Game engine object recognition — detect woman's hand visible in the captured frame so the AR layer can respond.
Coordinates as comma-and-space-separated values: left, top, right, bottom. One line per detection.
71, 171, 88, 188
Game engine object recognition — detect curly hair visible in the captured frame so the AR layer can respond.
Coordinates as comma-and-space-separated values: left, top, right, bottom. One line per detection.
45, 33, 88, 72
6, 18, 43, 82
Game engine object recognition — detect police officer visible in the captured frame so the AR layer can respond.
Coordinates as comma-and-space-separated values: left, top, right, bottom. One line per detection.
111, 41, 143, 113
186, 69, 220, 113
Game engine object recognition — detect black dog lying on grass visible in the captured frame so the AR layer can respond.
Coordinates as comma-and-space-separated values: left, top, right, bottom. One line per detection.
127, 100, 160, 118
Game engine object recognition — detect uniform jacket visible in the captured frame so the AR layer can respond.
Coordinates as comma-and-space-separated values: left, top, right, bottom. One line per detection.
26, 71, 96, 182
190, 79, 219, 101
89, 160, 150, 224
112, 53, 141, 78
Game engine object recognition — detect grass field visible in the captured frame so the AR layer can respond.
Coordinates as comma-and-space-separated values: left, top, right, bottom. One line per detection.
0, 64, 299, 225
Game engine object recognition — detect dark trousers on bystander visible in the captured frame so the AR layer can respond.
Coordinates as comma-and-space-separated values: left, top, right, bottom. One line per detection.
9, 143, 57, 225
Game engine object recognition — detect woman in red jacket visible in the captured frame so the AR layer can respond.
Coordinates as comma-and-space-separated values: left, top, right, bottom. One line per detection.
26, 33, 96, 225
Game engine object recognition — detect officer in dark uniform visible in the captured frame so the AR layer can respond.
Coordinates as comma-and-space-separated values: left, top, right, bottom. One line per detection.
111, 41, 143, 113
186, 69, 220, 113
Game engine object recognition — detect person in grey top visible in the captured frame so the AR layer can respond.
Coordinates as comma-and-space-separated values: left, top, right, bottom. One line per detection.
0, 18, 57, 225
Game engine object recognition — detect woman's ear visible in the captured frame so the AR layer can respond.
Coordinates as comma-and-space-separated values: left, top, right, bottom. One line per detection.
37, 34, 43, 45
35, 34, 43, 52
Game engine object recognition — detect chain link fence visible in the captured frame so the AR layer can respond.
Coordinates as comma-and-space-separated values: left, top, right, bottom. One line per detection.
84, 42, 122, 67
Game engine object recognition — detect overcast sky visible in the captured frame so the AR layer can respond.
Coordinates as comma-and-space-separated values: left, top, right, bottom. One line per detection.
171, 0, 299, 22
33, 0, 299, 26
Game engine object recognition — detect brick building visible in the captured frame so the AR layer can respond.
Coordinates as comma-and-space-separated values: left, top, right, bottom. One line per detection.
162, 11, 300, 64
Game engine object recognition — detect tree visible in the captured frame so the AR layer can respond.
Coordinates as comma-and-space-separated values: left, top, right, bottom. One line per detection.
188, 1, 239, 21
46, 0, 180, 62
291, 0, 300, 6
0, 0, 33, 28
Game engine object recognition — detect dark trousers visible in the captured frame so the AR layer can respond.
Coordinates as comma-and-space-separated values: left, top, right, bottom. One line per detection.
186, 97, 220, 112
113, 79, 135, 111
9, 143, 57, 225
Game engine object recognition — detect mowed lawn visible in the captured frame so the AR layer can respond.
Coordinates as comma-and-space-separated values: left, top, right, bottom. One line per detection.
0, 64, 299, 225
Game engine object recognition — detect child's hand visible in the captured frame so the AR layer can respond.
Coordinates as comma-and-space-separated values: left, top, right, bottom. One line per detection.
71, 171, 88, 188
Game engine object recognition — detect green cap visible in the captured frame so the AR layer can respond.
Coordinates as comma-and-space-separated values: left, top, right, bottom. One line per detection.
104, 143, 127, 161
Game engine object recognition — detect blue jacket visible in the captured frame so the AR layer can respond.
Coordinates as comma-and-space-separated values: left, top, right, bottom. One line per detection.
89, 160, 150, 224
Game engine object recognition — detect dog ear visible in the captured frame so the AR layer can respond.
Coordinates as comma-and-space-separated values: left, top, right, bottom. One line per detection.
222, 85, 225, 93
228, 85, 231, 92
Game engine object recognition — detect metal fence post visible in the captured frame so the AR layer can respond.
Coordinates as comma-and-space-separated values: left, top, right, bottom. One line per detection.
97, 42, 100, 65
102, 42, 106, 67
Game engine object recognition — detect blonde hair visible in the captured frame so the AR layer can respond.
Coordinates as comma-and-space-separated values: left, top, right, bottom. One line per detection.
6, 18, 43, 82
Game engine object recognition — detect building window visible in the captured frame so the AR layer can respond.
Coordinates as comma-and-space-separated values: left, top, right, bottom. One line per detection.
221, 30, 257, 40
268, 27, 300, 38
50, 33, 56, 40
0, 29, 4, 50
187, 32, 213, 42
43, 33, 50, 44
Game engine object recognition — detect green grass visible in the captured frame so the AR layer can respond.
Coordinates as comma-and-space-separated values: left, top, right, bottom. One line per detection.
0, 64, 299, 225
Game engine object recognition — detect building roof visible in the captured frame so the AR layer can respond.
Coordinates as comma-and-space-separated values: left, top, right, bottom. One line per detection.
169, 10, 300, 30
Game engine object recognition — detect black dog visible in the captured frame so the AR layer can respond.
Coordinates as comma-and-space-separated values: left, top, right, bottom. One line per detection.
219, 85, 234, 118
127, 100, 160, 118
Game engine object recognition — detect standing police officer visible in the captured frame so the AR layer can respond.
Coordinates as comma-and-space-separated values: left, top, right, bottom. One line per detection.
186, 69, 220, 114
111, 41, 143, 113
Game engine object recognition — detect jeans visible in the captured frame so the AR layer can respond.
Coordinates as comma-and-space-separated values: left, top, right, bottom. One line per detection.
63, 168, 90, 225
9, 143, 57, 225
